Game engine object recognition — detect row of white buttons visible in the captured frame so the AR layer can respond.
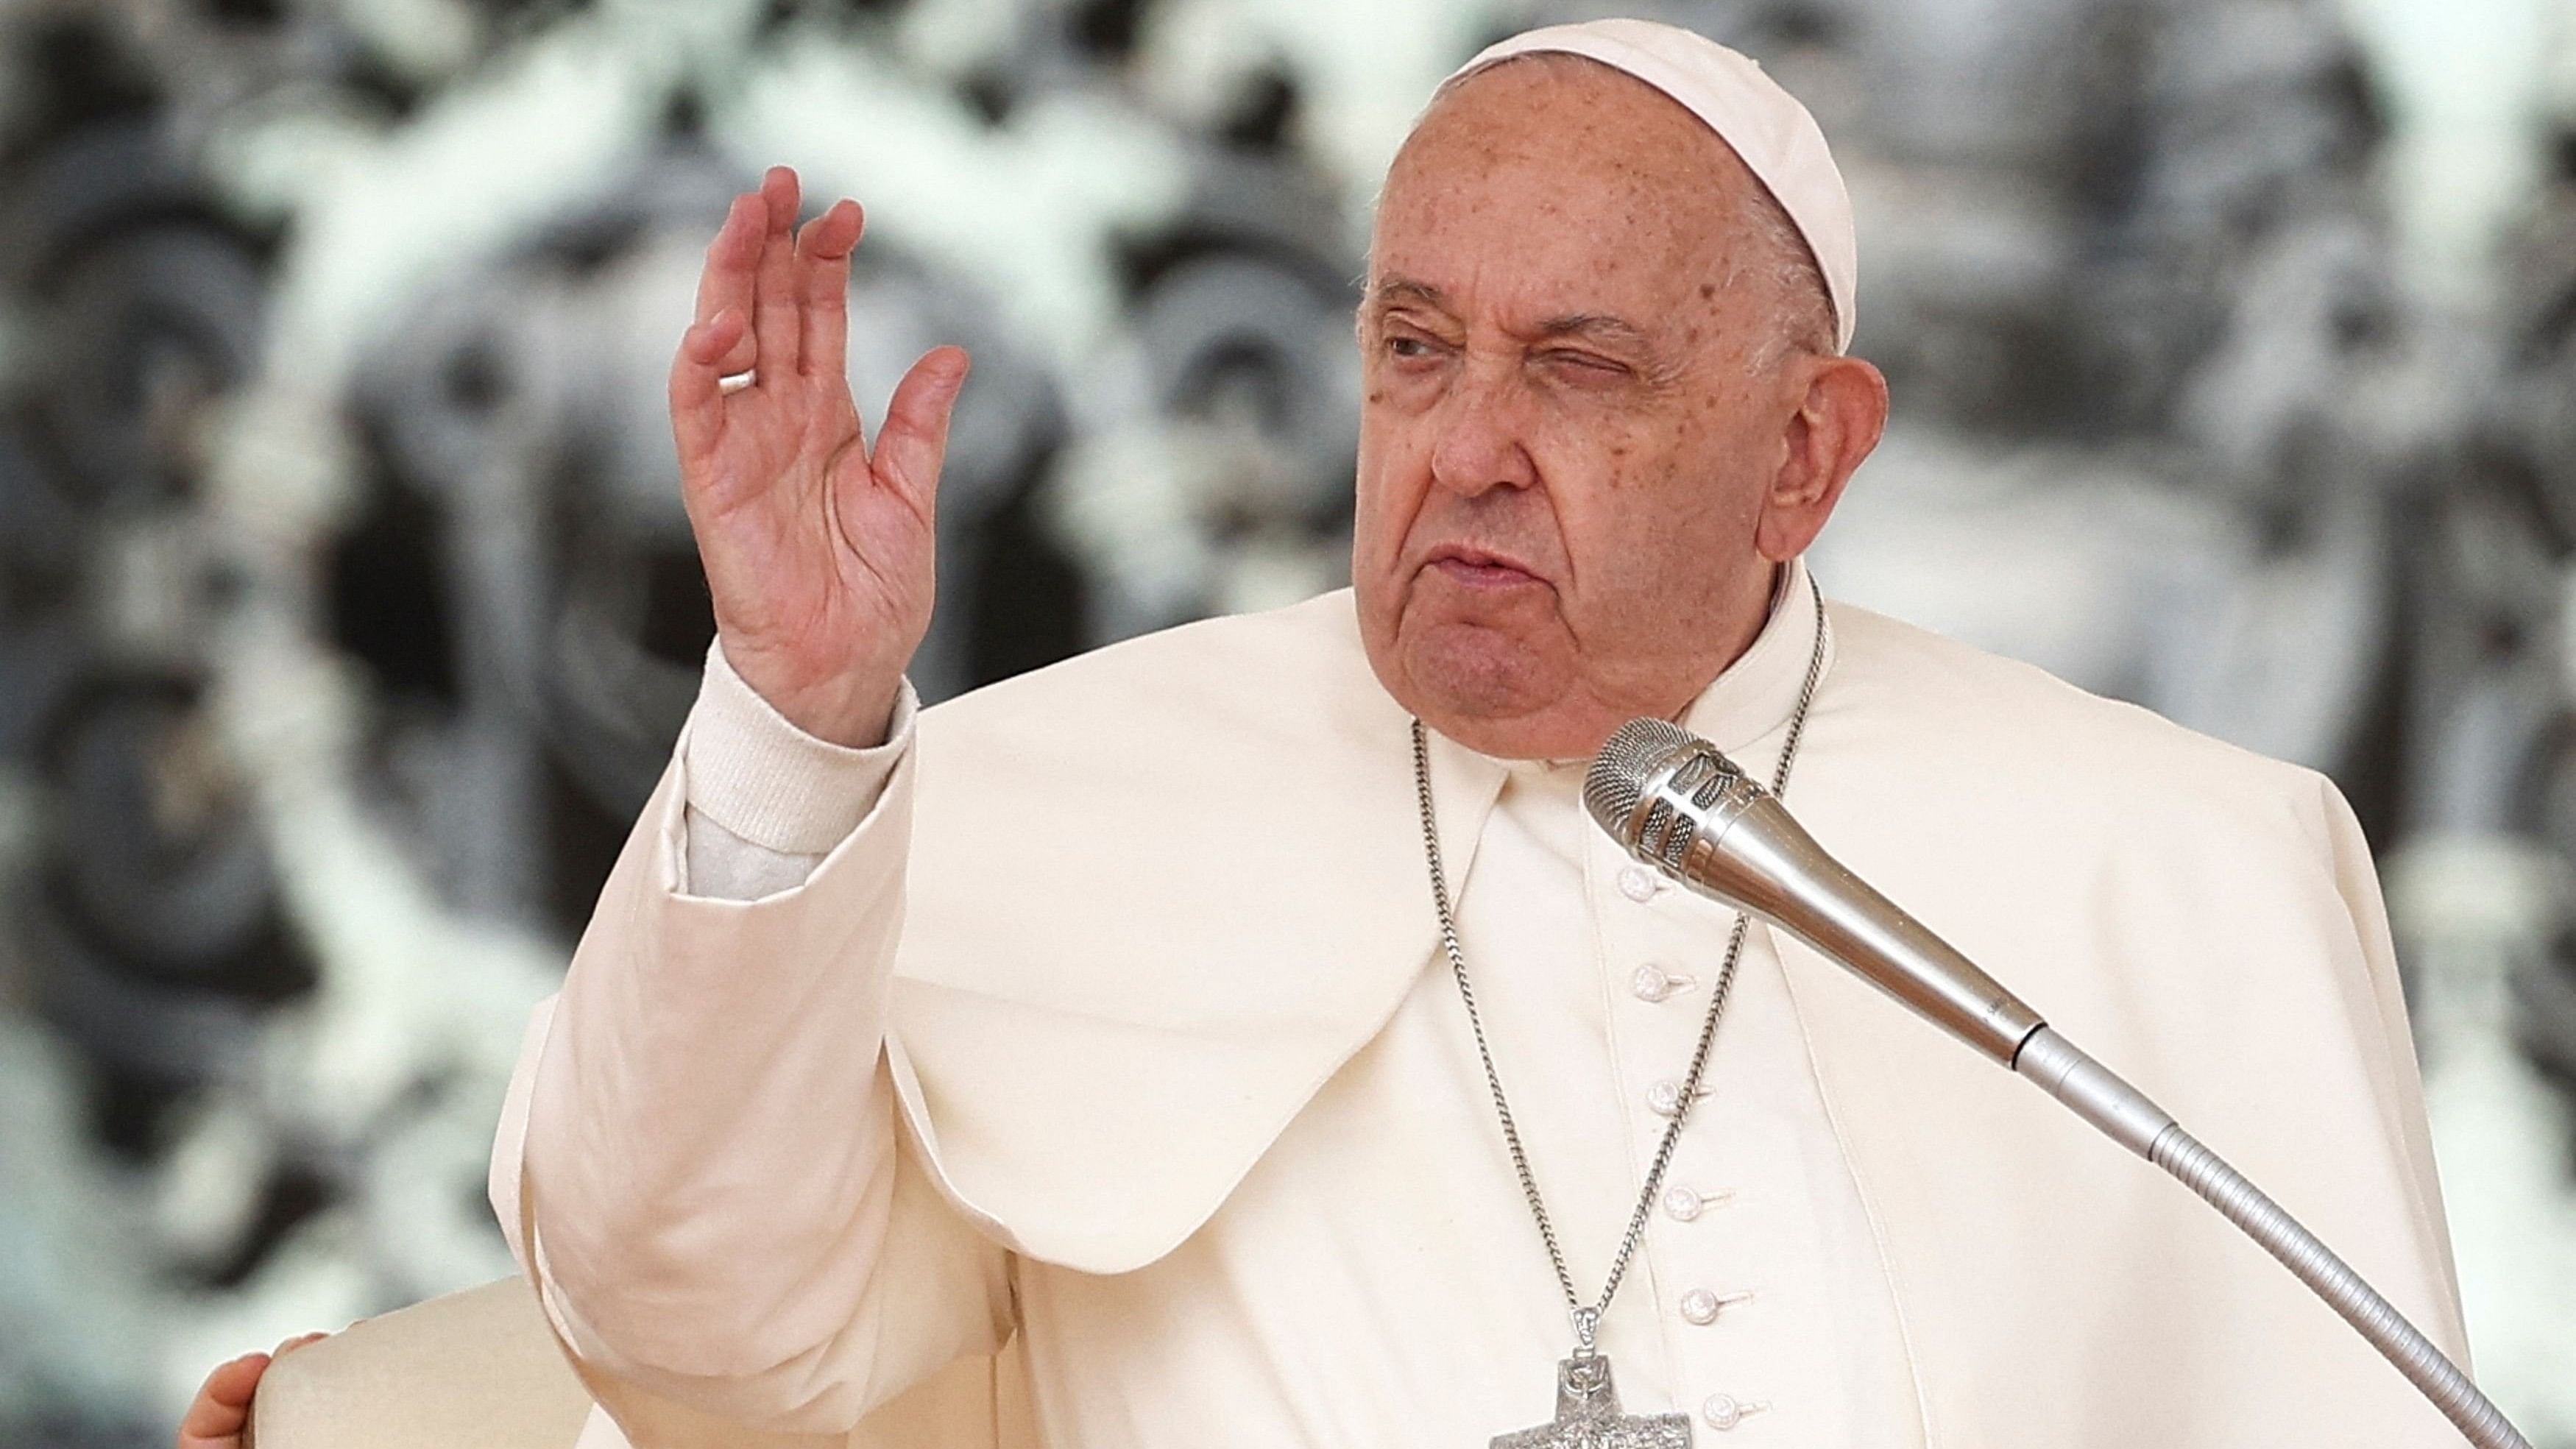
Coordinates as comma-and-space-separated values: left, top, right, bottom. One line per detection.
1621, 858, 1766, 1432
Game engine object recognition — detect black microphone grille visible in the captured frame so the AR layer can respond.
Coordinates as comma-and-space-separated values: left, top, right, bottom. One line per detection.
1584, 717, 1698, 840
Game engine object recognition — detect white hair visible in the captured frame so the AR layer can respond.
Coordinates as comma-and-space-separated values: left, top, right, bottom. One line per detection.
1737, 180, 1839, 372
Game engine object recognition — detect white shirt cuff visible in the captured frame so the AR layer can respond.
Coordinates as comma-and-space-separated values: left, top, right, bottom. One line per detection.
681, 641, 916, 857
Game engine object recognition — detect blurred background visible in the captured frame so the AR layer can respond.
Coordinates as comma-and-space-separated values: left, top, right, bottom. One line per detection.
0, 0, 2569, 1440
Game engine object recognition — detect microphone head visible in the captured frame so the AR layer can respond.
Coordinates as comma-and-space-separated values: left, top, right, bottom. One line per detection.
1584, 718, 1769, 872
1582, 718, 1695, 837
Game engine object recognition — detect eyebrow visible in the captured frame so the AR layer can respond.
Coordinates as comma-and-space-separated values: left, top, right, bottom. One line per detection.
1370, 278, 1449, 311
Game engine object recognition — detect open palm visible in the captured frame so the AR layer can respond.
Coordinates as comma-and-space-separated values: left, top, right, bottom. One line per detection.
670, 166, 969, 748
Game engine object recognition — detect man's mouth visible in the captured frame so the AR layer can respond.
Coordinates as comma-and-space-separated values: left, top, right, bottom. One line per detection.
1425, 546, 1546, 589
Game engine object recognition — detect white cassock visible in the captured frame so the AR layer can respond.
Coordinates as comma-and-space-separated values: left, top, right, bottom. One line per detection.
485, 558, 2471, 1449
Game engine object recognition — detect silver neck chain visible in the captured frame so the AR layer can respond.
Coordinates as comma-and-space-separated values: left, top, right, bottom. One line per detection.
1408, 572, 1830, 1355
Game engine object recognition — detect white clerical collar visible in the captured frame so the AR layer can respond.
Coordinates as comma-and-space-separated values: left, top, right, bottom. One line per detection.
1677, 555, 1828, 755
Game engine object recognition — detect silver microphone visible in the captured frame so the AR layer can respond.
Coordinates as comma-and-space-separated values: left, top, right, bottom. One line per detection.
1582, 716, 2531, 1449
1582, 717, 2045, 1065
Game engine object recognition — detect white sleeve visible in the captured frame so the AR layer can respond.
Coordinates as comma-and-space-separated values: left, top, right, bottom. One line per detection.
678, 643, 916, 901
492, 646, 1012, 1442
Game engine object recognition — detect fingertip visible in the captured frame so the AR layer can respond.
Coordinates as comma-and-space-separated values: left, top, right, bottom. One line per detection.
206, 1351, 270, 1402
762, 166, 799, 230
712, 194, 760, 257
821, 198, 865, 256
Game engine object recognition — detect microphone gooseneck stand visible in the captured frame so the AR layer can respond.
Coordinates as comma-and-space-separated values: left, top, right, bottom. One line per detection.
1585, 717, 2533, 1449
2016, 1029, 2526, 1449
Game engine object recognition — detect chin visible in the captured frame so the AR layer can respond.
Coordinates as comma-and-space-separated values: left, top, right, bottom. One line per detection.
1357, 587, 1585, 745
1398, 623, 1557, 722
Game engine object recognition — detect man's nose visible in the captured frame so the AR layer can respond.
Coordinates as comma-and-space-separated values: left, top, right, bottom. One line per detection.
1427, 361, 1538, 497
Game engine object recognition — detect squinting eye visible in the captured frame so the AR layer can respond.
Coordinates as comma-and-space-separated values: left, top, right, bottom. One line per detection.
1544, 350, 1624, 375
1385, 335, 1446, 361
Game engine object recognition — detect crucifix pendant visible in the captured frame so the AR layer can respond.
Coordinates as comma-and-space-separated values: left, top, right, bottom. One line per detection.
1490, 1354, 1693, 1448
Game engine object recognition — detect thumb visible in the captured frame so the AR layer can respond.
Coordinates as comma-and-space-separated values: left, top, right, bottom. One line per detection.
868, 346, 971, 511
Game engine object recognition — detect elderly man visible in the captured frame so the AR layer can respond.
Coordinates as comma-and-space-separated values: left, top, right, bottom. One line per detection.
489, 18, 2466, 1449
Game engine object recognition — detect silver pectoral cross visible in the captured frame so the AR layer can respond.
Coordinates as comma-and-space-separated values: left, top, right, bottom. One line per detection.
1490, 1355, 1693, 1449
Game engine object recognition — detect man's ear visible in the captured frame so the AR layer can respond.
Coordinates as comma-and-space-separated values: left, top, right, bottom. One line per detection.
1755, 354, 1887, 562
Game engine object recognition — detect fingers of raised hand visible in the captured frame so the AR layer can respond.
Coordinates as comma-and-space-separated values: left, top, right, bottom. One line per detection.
868, 345, 972, 510
670, 306, 748, 466
671, 169, 867, 474
751, 166, 804, 380
674, 187, 767, 463
796, 199, 863, 381
692, 192, 762, 377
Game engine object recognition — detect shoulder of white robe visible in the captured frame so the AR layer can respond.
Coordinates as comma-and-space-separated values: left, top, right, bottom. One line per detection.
1775, 601, 2476, 1420
886, 588, 1511, 1272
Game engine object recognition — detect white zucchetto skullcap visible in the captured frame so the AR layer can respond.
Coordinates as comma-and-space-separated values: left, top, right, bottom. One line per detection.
1441, 18, 1859, 353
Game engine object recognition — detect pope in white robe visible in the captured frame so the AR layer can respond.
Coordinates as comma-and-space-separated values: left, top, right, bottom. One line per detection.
485, 19, 2475, 1449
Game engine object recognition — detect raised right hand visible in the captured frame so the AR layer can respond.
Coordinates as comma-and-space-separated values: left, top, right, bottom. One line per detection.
670, 166, 969, 748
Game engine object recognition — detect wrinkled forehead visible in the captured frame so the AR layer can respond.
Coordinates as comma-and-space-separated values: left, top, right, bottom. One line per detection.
1394, 53, 1741, 192
1371, 58, 1761, 294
